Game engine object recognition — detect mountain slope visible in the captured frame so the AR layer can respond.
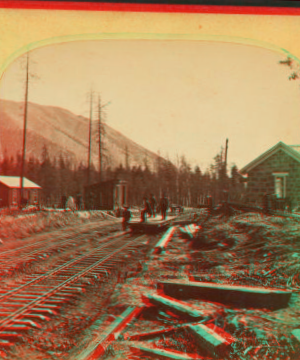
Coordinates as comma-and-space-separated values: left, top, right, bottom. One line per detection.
0, 99, 161, 171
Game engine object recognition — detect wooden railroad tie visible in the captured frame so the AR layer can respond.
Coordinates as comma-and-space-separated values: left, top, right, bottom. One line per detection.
154, 226, 177, 254
187, 323, 236, 357
130, 342, 202, 360
76, 306, 143, 360
158, 280, 292, 309
292, 329, 300, 345
123, 325, 178, 341
144, 293, 205, 320
179, 224, 200, 239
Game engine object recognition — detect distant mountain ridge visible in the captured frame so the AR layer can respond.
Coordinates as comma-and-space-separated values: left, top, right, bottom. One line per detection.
0, 99, 162, 171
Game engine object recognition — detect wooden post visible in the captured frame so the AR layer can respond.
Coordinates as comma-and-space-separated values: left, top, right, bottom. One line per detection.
87, 92, 93, 187
20, 52, 29, 207
98, 96, 102, 183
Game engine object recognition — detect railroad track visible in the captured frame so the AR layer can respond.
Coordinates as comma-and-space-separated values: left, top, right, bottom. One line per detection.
0, 221, 121, 276
0, 231, 147, 351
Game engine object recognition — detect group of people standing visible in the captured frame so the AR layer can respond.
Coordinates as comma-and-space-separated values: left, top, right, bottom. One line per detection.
121, 193, 170, 231
141, 193, 169, 222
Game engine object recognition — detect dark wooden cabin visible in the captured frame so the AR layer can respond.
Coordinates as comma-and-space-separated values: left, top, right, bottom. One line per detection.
84, 179, 128, 210
0, 176, 41, 208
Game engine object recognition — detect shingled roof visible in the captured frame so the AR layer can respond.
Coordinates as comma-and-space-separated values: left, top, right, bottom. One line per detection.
0, 176, 41, 189
240, 141, 300, 174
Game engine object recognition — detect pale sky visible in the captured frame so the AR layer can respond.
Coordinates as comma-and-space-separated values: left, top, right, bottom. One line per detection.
1, 39, 300, 172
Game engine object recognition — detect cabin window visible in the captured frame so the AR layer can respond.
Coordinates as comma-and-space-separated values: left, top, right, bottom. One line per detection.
275, 177, 284, 198
31, 190, 38, 204
272, 173, 288, 198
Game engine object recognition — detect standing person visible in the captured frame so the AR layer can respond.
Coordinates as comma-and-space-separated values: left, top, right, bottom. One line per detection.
76, 194, 82, 211
122, 205, 132, 231
160, 194, 169, 220
141, 196, 152, 222
61, 195, 67, 210
149, 193, 157, 218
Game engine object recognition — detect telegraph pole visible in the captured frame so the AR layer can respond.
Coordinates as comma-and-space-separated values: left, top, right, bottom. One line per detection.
98, 96, 103, 182
20, 52, 29, 207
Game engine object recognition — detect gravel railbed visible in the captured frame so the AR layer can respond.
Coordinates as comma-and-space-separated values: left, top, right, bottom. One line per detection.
1, 233, 156, 359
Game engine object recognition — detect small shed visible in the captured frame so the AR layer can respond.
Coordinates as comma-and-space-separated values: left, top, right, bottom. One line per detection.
0, 176, 41, 208
84, 179, 128, 210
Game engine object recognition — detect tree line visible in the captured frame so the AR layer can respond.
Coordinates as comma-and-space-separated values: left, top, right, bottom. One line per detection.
0, 145, 245, 207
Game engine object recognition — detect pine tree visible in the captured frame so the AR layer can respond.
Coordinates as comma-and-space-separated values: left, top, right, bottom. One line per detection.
1, 150, 10, 175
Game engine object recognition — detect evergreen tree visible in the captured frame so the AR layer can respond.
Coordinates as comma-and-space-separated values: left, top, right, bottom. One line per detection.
38, 145, 55, 202
25, 154, 39, 183
1, 150, 10, 175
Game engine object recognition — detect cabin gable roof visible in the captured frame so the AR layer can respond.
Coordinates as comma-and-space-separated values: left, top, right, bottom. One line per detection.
0, 176, 41, 189
240, 141, 300, 174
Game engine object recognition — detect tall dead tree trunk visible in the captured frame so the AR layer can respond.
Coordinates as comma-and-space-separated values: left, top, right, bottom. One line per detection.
98, 96, 103, 182
87, 91, 93, 188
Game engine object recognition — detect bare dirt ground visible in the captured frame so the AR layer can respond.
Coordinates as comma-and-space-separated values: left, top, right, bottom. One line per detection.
99, 211, 300, 360
1, 210, 300, 359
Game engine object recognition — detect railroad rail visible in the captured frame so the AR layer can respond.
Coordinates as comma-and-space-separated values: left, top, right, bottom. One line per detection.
0, 231, 147, 349
0, 221, 121, 276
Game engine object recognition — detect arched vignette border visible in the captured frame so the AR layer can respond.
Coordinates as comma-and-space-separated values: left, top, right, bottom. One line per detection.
1, 32, 300, 79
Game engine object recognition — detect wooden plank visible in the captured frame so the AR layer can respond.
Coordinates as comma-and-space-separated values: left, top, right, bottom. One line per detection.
292, 329, 300, 344
188, 323, 236, 357
123, 325, 178, 340
76, 306, 143, 360
129, 217, 177, 234
129, 216, 177, 225
179, 224, 200, 239
130, 343, 203, 360
159, 280, 292, 309
145, 293, 205, 319
154, 226, 177, 253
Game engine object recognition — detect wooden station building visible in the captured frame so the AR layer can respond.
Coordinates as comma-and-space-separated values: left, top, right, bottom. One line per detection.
84, 179, 128, 210
240, 141, 300, 209
0, 176, 41, 208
